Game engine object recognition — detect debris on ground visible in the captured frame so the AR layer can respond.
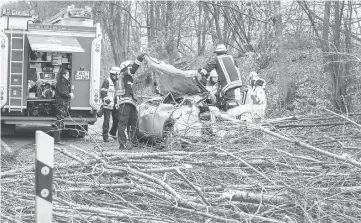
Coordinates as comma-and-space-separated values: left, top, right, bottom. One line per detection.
1, 112, 361, 222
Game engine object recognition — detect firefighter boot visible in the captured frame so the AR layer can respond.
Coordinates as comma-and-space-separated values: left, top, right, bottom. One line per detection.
128, 130, 139, 147
103, 134, 110, 142
54, 130, 65, 145
110, 132, 118, 140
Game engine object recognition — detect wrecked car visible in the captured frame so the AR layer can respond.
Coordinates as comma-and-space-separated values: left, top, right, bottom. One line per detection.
136, 56, 262, 144
137, 56, 211, 144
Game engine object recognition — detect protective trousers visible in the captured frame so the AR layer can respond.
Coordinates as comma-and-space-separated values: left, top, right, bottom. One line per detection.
102, 108, 119, 140
117, 103, 138, 147
54, 101, 69, 143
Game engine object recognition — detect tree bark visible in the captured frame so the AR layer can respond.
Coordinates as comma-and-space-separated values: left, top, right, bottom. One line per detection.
165, 1, 176, 65
148, 1, 155, 46
274, 1, 293, 107
330, 1, 348, 112
322, 1, 331, 72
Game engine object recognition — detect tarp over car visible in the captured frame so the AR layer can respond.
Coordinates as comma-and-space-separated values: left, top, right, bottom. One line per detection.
144, 56, 206, 96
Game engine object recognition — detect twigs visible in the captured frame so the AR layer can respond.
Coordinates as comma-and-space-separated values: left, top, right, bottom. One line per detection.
216, 146, 277, 186
2, 113, 361, 222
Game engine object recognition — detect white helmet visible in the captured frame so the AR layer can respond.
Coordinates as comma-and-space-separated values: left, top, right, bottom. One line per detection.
119, 60, 133, 71
210, 70, 218, 78
215, 44, 227, 53
109, 66, 121, 75
248, 71, 259, 85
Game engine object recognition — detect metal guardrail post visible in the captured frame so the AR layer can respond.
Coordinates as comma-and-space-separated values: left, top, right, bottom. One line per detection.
35, 131, 54, 223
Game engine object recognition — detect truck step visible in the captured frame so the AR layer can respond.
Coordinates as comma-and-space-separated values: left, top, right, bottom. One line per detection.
11, 61, 23, 63
11, 73, 23, 75
11, 37, 24, 39
11, 49, 23, 51
10, 84, 23, 87
9, 97, 22, 99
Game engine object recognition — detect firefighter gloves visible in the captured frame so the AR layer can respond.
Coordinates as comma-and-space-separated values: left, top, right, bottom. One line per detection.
137, 53, 146, 62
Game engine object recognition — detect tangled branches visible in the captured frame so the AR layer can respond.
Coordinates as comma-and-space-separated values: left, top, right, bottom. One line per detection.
1, 113, 361, 222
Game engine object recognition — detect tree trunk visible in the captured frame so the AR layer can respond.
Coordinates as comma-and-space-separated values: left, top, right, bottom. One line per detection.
196, 3, 203, 55
148, 1, 155, 46
213, 4, 223, 43
165, 1, 176, 65
274, 1, 293, 107
322, 1, 331, 72
330, 1, 348, 112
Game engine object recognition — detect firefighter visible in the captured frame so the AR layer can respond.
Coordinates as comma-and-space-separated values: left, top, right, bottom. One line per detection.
100, 67, 121, 142
198, 44, 243, 105
249, 72, 267, 122
205, 70, 218, 105
115, 54, 146, 150
54, 69, 74, 144
227, 71, 267, 122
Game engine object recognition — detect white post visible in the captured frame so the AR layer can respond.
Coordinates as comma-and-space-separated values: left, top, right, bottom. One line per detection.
35, 131, 54, 223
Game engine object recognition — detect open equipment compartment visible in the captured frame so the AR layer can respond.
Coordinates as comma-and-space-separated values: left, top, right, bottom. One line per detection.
27, 50, 72, 116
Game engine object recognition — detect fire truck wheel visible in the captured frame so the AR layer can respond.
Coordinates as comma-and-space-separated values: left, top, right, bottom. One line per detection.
1, 123, 15, 136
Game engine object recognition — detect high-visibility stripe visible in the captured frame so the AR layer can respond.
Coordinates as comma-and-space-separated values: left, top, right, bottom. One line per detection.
234, 88, 241, 103
116, 97, 136, 107
217, 55, 231, 84
115, 76, 125, 96
242, 89, 248, 105
134, 59, 141, 65
100, 88, 107, 92
35, 131, 54, 223
200, 69, 207, 76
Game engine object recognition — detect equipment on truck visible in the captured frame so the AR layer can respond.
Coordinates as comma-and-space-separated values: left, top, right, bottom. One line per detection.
0, 6, 102, 136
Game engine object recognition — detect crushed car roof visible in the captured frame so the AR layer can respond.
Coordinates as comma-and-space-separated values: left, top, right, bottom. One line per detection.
145, 56, 207, 96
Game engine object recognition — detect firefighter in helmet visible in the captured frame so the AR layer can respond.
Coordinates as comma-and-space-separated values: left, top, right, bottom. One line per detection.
115, 54, 146, 150
100, 67, 121, 142
248, 71, 267, 122
198, 44, 242, 107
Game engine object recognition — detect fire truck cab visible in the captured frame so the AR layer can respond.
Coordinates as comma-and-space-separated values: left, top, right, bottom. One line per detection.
0, 6, 102, 137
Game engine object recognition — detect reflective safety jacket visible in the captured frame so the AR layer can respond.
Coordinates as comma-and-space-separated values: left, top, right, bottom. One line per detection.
100, 77, 116, 109
251, 85, 267, 117
114, 58, 142, 107
200, 53, 242, 102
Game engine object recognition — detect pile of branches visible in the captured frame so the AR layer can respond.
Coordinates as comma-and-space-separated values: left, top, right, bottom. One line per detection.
1, 110, 361, 222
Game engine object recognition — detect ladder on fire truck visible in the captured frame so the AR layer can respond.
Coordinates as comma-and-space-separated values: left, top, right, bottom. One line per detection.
8, 27, 26, 112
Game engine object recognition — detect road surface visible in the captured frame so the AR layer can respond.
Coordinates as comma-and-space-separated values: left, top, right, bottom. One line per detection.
1, 118, 105, 152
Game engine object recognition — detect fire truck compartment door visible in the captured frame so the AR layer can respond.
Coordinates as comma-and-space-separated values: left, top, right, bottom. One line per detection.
27, 35, 85, 53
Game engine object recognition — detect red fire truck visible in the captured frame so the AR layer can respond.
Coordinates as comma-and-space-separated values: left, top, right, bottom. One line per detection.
0, 6, 102, 137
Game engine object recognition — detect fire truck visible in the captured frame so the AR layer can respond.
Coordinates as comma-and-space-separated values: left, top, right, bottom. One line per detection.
0, 6, 102, 137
